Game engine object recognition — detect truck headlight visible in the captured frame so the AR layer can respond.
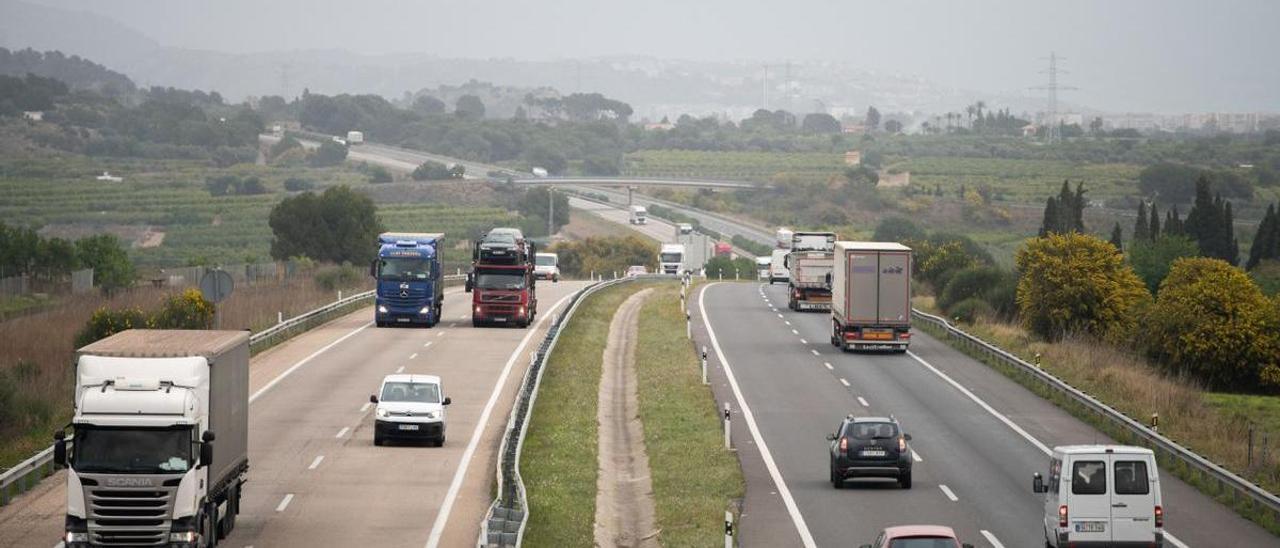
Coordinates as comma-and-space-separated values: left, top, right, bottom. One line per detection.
376, 408, 389, 418
65, 532, 89, 543
419, 307, 430, 315
425, 411, 438, 419
169, 531, 197, 543
377, 305, 388, 314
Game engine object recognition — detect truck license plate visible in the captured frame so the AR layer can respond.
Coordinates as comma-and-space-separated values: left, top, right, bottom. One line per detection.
1074, 522, 1105, 533
396, 318, 411, 323
398, 424, 420, 431
494, 317, 507, 322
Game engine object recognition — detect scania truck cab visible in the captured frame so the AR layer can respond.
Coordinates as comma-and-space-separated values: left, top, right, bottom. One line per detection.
372, 232, 445, 327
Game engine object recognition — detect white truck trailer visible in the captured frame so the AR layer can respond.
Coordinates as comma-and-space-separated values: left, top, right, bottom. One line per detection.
830, 241, 913, 352
56, 330, 250, 548
786, 231, 837, 311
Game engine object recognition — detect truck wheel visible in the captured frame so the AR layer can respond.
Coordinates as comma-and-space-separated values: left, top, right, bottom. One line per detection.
435, 435, 446, 447
898, 470, 913, 489
517, 318, 529, 328
201, 506, 218, 548
472, 318, 482, 328
375, 320, 385, 328
374, 433, 384, 446
831, 466, 843, 489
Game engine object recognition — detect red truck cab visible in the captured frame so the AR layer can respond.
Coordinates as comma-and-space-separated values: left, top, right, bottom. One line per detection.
468, 228, 538, 328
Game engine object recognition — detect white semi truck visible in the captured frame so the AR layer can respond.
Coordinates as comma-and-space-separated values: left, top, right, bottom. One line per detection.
830, 241, 913, 352
56, 330, 250, 548
346, 130, 364, 145
660, 243, 686, 275
629, 205, 648, 225
785, 231, 837, 311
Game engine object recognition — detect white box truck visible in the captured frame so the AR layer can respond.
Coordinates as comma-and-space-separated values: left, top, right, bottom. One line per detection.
786, 232, 836, 311
775, 227, 794, 249
346, 130, 364, 145
629, 205, 648, 225
56, 330, 250, 547
830, 241, 912, 352
660, 243, 686, 275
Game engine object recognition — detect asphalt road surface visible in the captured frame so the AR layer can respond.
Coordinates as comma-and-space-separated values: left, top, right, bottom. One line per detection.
695, 281, 1276, 548
0, 281, 586, 548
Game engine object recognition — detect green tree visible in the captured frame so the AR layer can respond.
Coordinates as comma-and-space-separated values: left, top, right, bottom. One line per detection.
516, 187, 570, 237
1109, 222, 1123, 251
1144, 257, 1280, 390
865, 106, 881, 130
310, 139, 348, 167
150, 288, 214, 329
1184, 175, 1238, 264
74, 234, 135, 291
412, 161, 452, 181
800, 113, 841, 134
873, 217, 926, 243
1133, 202, 1150, 242
455, 94, 486, 119
1015, 233, 1149, 342
549, 236, 656, 277
1129, 235, 1199, 294
884, 119, 903, 134
411, 95, 446, 115
704, 256, 757, 279
1246, 203, 1279, 270
268, 185, 383, 264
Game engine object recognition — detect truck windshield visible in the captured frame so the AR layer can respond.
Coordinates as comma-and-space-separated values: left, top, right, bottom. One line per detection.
535, 255, 556, 266
72, 426, 193, 474
379, 257, 432, 280
660, 253, 682, 263
380, 382, 441, 403
475, 270, 526, 289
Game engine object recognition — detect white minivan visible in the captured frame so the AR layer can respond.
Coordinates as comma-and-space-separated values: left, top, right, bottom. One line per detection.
1033, 445, 1164, 548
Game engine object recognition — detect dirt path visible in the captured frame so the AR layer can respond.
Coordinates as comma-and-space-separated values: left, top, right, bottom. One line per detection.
594, 288, 660, 548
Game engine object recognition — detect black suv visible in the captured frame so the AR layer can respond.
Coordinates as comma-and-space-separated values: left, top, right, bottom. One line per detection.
827, 415, 914, 489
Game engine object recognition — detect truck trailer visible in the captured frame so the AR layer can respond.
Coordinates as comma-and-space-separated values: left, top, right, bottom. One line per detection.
786, 231, 837, 311
372, 232, 445, 327
830, 241, 913, 352
469, 228, 537, 327
57, 330, 250, 548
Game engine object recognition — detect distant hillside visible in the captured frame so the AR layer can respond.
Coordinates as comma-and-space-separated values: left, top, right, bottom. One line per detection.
0, 48, 135, 94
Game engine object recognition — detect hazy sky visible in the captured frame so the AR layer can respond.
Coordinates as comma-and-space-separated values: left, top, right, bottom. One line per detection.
17, 0, 1280, 112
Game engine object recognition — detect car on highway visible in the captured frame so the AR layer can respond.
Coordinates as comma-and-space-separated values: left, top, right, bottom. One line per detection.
859, 525, 974, 548
626, 265, 649, 277
534, 252, 560, 282
1033, 445, 1164, 548
370, 374, 451, 446
828, 415, 913, 489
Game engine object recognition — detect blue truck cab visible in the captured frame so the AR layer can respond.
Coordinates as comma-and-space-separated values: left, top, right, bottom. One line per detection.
371, 232, 445, 327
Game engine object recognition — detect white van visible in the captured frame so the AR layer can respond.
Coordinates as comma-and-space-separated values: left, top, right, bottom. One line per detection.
769, 248, 790, 284
1033, 445, 1164, 548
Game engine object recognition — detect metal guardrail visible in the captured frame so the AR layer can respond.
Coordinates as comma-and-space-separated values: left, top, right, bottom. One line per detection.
478, 277, 636, 547
910, 308, 1280, 523
0, 275, 464, 505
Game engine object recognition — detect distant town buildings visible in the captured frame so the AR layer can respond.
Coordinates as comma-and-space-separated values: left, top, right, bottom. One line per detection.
1098, 112, 1278, 133
844, 150, 862, 166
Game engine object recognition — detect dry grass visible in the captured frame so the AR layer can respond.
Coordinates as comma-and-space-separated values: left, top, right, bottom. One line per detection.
0, 268, 370, 469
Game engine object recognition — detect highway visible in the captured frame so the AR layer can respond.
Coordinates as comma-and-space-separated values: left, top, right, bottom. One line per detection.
694, 282, 1276, 547
0, 281, 587, 548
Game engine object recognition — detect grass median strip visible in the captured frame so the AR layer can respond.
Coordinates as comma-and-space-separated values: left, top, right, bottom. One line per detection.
522, 282, 651, 547
634, 284, 745, 546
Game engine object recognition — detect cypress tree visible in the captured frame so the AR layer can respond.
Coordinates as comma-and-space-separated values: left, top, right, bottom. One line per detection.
1224, 201, 1240, 266
1149, 204, 1161, 240
1134, 202, 1150, 242
1248, 204, 1278, 270
1110, 222, 1123, 251
1072, 181, 1087, 232
1039, 196, 1059, 237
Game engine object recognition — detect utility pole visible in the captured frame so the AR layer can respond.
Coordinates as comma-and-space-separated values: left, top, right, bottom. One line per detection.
548, 186, 555, 237
1031, 52, 1077, 144
762, 65, 769, 109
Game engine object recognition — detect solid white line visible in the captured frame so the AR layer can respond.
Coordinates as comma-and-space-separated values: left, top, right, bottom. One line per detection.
395, 365, 405, 373
275, 494, 294, 512
839, 378, 850, 387
360, 402, 371, 412
308, 455, 325, 470
423, 291, 575, 548
857, 397, 869, 407
249, 322, 373, 403
906, 351, 1052, 455
699, 283, 818, 548
810, 349, 819, 356
823, 362, 833, 370
980, 530, 1004, 548
939, 484, 959, 502
912, 450, 923, 463
409, 353, 418, 360
334, 427, 349, 438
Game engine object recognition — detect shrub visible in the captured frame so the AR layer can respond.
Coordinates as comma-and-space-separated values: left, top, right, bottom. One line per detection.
938, 265, 1006, 311
949, 297, 994, 324
75, 306, 147, 347
150, 288, 214, 329
1015, 232, 1150, 342
412, 160, 453, 181
367, 165, 393, 183
1250, 260, 1280, 296
1129, 235, 1199, 294
703, 256, 756, 279
550, 236, 657, 277
873, 217, 926, 243
284, 177, 314, 191
1143, 257, 1280, 390
315, 263, 364, 291
310, 139, 348, 167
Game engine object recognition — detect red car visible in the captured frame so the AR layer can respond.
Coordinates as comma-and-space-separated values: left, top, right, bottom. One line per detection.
859, 525, 975, 548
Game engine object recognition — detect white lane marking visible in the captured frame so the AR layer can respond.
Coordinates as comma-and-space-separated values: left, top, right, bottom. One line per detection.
800, 338, 809, 345
436, 331, 446, 337
906, 351, 1052, 455
912, 450, 923, 463
980, 530, 1004, 548
275, 494, 294, 512
823, 362, 833, 370
395, 366, 405, 373
409, 353, 418, 360
308, 455, 325, 470
699, 283, 818, 548
939, 484, 959, 502
334, 427, 349, 438
810, 349, 819, 356
360, 402, 371, 412
1167, 533, 1189, 548
784, 320, 791, 326
777, 313, 784, 319
791, 329, 799, 335
857, 397, 869, 407
839, 378, 850, 387
424, 291, 575, 548
423, 341, 433, 348
249, 322, 372, 403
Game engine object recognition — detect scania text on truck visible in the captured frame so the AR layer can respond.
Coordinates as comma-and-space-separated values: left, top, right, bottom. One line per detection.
469, 228, 538, 327
629, 205, 648, 225
830, 241, 913, 352
56, 330, 250, 548
371, 232, 445, 327
786, 231, 836, 311
660, 243, 686, 275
